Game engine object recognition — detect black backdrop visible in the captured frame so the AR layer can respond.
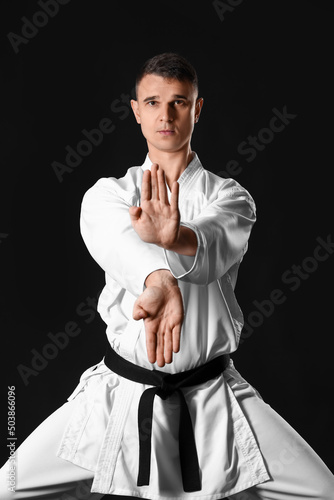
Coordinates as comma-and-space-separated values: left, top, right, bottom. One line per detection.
1, 0, 333, 482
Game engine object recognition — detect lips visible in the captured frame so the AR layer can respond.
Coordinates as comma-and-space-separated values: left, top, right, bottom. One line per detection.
158, 130, 175, 135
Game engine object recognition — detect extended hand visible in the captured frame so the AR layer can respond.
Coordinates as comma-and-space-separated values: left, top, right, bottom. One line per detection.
129, 164, 180, 249
133, 270, 184, 367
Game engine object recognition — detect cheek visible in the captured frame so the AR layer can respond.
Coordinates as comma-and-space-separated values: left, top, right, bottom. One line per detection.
139, 120, 155, 142
137, 117, 150, 133
139, 123, 149, 140
181, 114, 195, 134
138, 113, 155, 130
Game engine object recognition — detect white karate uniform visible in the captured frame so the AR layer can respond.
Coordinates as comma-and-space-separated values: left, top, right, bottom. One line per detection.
1, 153, 333, 500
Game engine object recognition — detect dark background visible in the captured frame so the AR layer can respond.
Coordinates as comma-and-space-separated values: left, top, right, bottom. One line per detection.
1, 0, 333, 479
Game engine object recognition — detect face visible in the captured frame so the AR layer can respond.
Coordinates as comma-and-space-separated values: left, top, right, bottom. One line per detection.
131, 74, 203, 156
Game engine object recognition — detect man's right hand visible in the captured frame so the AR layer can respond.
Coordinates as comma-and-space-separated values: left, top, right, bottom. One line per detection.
132, 270, 184, 367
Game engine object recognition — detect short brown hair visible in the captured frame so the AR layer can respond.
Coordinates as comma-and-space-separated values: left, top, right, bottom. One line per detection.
135, 52, 198, 98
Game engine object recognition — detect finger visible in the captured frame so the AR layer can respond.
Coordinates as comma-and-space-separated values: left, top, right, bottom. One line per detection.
132, 299, 148, 321
157, 168, 167, 205
164, 328, 173, 364
170, 181, 179, 213
141, 170, 151, 202
172, 324, 181, 354
145, 324, 157, 364
156, 329, 165, 367
129, 206, 142, 223
151, 163, 159, 201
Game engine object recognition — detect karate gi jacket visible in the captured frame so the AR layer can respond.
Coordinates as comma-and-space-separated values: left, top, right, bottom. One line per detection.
57, 153, 270, 498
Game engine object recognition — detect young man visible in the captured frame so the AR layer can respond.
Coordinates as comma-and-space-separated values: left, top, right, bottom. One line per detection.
1, 53, 333, 500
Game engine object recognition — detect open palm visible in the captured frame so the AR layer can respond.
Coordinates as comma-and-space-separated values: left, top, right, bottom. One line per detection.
133, 283, 184, 367
129, 164, 180, 249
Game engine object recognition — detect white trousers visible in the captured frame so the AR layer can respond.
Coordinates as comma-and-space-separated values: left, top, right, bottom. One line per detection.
1, 379, 334, 500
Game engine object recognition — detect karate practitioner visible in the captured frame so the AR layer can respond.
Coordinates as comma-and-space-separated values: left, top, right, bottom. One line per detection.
1, 52, 334, 500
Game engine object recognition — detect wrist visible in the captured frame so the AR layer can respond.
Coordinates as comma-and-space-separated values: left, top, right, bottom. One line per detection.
145, 269, 177, 288
166, 226, 197, 256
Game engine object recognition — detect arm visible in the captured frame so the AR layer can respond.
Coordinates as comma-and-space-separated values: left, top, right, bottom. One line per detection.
81, 174, 182, 367
164, 182, 256, 284
80, 175, 169, 298
129, 164, 256, 285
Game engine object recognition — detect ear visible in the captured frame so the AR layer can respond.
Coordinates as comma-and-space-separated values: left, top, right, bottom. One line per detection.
194, 97, 204, 123
131, 99, 141, 124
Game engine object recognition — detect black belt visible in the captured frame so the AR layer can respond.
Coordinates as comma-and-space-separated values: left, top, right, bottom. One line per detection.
104, 344, 230, 492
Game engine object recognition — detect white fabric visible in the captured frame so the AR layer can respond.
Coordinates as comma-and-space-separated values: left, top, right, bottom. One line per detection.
1, 369, 334, 499
0, 401, 104, 500
64, 153, 270, 497
1, 153, 333, 499
80, 153, 255, 369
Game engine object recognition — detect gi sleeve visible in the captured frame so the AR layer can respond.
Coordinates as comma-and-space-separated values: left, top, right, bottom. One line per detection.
163, 182, 256, 285
80, 177, 169, 297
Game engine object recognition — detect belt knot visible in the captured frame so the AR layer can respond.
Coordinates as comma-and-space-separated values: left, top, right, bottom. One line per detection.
156, 376, 175, 400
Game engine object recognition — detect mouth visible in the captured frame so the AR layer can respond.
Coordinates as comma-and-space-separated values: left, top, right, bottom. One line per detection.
157, 129, 175, 136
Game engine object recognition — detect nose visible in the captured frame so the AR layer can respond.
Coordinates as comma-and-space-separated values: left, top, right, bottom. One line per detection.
160, 103, 174, 122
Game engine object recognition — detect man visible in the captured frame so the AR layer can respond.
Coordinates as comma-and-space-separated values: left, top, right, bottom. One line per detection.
1, 52, 333, 500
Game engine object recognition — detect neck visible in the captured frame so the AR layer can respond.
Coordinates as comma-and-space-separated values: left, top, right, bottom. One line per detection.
147, 146, 194, 189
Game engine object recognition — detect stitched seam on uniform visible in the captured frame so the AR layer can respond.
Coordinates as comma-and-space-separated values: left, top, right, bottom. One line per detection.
91, 378, 135, 493
178, 162, 203, 207
226, 384, 269, 483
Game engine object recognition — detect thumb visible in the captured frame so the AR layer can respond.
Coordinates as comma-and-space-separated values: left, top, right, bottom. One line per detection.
133, 299, 148, 321
129, 206, 142, 221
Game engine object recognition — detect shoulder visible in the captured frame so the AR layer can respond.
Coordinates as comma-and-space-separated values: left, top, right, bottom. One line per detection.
197, 162, 255, 209
82, 165, 144, 206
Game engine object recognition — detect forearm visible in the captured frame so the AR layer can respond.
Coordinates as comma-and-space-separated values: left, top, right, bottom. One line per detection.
164, 225, 198, 257
164, 183, 257, 285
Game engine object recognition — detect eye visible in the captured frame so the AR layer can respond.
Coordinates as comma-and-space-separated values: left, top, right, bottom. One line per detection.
147, 101, 157, 106
174, 100, 184, 105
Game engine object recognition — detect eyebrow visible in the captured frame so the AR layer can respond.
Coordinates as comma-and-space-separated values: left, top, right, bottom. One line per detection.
142, 94, 189, 103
